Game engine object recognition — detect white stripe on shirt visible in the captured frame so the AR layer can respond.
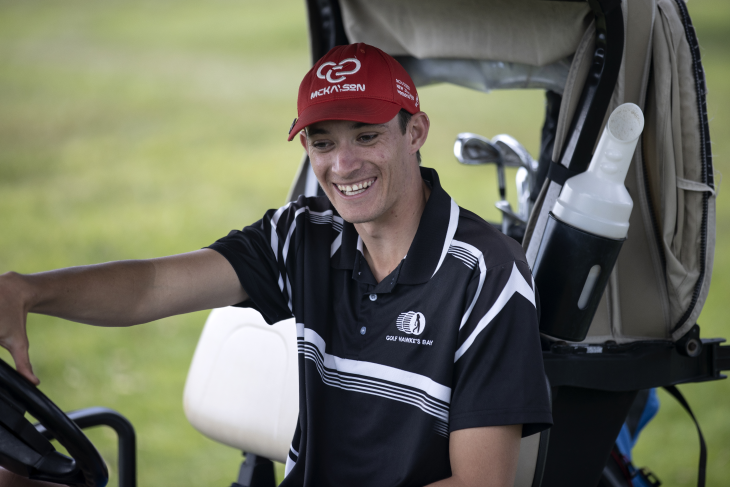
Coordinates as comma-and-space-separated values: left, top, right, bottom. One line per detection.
454, 262, 535, 362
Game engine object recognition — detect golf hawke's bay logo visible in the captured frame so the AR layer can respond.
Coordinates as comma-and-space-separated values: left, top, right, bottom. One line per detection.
397, 311, 426, 335
386, 311, 433, 346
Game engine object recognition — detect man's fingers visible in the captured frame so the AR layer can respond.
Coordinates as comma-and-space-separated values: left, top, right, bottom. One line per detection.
9, 344, 40, 386
0, 272, 39, 385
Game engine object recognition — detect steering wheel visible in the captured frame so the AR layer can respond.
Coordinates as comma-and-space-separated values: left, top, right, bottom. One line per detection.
0, 357, 108, 487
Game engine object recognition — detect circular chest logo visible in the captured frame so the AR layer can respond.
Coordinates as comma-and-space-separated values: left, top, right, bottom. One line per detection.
396, 311, 426, 336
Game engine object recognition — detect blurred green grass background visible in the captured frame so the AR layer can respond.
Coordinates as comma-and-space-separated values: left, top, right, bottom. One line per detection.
0, 0, 728, 485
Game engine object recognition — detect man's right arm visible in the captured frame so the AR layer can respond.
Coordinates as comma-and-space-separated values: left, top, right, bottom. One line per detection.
0, 249, 246, 384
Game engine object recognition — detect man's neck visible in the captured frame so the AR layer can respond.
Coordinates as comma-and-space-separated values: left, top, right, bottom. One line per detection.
355, 178, 431, 283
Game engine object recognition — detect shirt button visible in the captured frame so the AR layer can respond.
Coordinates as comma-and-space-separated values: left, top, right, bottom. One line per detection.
360, 326, 367, 335
369, 294, 377, 301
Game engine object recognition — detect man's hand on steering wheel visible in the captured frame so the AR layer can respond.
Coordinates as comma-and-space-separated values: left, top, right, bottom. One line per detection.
0, 272, 39, 385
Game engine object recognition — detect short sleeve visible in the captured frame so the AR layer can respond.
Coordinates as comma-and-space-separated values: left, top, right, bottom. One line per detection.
208, 202, 300, 325
449, 260, 552, 437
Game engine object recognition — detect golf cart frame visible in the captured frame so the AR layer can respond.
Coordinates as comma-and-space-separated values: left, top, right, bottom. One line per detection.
1, 0, 729, 486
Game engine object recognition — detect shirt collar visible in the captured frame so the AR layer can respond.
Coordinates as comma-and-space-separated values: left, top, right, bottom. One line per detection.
334, 167, 456, 285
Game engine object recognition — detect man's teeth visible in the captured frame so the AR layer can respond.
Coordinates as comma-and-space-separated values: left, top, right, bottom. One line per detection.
337, 180, 374, 196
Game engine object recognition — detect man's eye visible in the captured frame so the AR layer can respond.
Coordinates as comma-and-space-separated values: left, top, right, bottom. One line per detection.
312, 141, 330, 149
359, 134, 377, 143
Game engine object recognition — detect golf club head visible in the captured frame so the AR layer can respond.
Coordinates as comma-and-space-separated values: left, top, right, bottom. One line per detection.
454, 133, 503, 166
492, 133, 539, 205
491, 134, 537, 172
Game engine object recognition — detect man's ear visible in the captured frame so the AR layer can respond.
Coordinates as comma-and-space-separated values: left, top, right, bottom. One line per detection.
299, 131, 309, 152
409, 112, 430, 155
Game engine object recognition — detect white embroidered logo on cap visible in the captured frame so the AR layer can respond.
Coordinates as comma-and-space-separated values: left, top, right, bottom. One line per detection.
395, 78, 415, 101
317, 58, 361, 83
396, 311, 426, 336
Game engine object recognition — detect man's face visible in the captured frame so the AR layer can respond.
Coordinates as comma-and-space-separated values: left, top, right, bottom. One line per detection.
301, 113, 428, 225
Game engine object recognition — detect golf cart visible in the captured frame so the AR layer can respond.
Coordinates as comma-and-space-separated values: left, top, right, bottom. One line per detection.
1, 0, 729, 486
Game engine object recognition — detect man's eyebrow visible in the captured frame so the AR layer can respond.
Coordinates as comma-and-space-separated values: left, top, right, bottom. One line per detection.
350, 122, 386, 130
307, 126, 329, 136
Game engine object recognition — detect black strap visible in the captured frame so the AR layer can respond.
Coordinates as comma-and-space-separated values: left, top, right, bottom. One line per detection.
664, 385, 707, 487
546, 160, 582, 186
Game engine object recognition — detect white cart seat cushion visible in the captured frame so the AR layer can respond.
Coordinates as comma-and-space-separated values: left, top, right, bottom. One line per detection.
183, 307, 299, 464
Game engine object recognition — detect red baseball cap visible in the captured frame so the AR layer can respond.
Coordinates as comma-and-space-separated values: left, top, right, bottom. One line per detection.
287, 43, 421, 141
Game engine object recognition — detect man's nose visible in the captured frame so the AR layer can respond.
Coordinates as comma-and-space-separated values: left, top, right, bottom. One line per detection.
331, 143, 361, 176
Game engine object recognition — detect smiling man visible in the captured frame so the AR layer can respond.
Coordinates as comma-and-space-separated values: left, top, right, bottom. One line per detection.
0, 43, 551, 487
207, 44, 552, 486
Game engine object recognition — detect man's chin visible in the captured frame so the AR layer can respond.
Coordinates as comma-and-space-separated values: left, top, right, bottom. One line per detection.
332, 205, 380, 225
338, 211, 376, 225
325, 196, 373, 224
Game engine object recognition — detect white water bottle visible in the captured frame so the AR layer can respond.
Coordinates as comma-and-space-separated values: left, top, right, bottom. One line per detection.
533, 103, 645, 341
553, 103, 645, 238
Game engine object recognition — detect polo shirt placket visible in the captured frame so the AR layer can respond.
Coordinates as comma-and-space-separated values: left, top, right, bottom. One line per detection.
350, 240, 404, 353
210, 167, 552, 487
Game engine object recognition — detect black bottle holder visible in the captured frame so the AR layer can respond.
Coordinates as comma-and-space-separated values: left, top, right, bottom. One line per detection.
533, 213, 625, 342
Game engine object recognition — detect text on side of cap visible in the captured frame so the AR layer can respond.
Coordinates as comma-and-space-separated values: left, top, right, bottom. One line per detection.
396, 79, 415, 103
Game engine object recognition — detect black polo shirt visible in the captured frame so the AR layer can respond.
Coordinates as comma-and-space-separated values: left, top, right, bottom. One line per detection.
209, 167, 552, 487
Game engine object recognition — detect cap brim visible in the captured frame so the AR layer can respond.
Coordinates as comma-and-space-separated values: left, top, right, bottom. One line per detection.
287, 98, 402, 141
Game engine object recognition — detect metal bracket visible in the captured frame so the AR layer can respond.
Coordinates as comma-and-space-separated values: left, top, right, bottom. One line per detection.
35, 406, 137, 487
544, 337, 728, 391
230, 452, 276, 487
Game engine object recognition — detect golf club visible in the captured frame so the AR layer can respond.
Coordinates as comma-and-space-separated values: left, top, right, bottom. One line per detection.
492, 134, 538, 222
454, 132, 506, 199
454, 133, 523, 235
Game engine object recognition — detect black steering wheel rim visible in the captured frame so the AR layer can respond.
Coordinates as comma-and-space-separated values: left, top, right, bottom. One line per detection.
0, 357, 108, 487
